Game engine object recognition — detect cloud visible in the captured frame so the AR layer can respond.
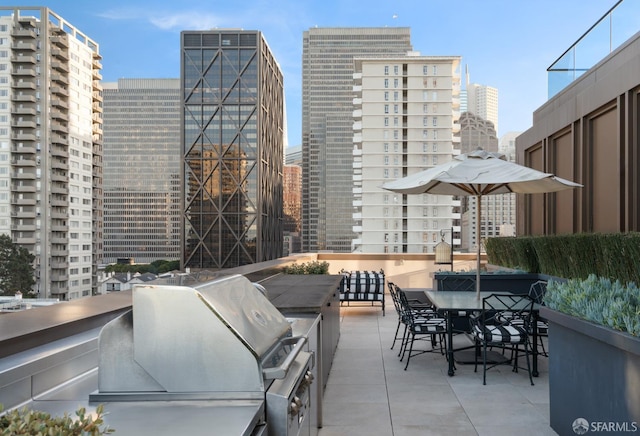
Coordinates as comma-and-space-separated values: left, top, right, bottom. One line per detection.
98, 8, 222, 31
149, 12, 222, 31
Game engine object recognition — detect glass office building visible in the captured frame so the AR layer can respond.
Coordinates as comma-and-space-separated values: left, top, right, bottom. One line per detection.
181, 30, 284, 269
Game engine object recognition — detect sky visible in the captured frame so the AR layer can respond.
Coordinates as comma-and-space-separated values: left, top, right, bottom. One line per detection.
9, 0, 620, 146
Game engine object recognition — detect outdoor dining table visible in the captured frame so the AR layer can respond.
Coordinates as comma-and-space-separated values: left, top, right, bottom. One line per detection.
423, 290, 542, 377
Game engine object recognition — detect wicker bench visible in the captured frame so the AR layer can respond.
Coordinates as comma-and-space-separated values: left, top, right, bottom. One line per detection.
339, 270, 385, 316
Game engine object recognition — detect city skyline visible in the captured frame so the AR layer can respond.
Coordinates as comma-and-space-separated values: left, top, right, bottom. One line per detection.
10, 0, 620, 145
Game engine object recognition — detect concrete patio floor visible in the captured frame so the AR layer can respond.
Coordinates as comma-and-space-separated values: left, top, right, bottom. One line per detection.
318, 298, 557, 436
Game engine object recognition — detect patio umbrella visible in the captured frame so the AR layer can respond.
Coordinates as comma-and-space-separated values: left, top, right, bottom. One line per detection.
381, 149, 582, 299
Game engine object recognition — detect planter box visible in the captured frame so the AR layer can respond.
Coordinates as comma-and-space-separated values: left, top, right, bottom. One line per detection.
432, 272, 553, 294
541, 307, 640, 435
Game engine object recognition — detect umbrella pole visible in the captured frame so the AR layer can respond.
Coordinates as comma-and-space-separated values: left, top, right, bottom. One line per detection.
476, 195, 481, 300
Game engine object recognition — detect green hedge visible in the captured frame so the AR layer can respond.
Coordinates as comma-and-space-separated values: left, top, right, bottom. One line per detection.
485, 232, 640, 285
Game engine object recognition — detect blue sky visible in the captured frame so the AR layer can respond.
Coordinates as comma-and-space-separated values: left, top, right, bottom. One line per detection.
13, 1, 620, 145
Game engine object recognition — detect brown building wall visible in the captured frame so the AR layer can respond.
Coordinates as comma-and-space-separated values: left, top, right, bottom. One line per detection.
516, 31, 640, 236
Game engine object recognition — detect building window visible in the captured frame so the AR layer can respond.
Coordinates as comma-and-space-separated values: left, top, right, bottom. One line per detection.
393, 117, 398, 127
423, 117, 428, 126
384, 65, 389, 75
393, 143, 399, 152
433, 143, 438, 152
423, 208, 428, 217
393, 78, 399, 88
384, 207, 389, 217
384, 78, 389, 88
393, 130, 398, 140
393, 104, 398, 114
423, 91, 428, 101
433, 65, 438, 75
383, 194, 389, 203
383, 169, 389, 178
393, 91, 399, 101
384, 156, 389, 165
423, 65, 428, 75
423, 104, 428, 113
384, 91, 389, 101
432, 117, 438, 126
384, 117, 389, 126
433, 156, 438, 165
422, 130, 428, 139
432, 207, 438, 217
384, 104, 389, 114
432, 221, 439, 230
433, 130, 438, 140
384, 143, 389, 152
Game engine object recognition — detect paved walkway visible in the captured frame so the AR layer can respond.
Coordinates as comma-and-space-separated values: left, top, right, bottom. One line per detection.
319, 298, 557, 436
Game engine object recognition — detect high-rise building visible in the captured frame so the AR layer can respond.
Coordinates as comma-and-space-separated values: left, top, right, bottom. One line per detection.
283, 164, 301, 255
352, 53, 462, 254
181, 30, 284, 269
102, 79, 181, 264
302, 27, 413, 253
466, 83, 498, 134
0, 7, 103, 300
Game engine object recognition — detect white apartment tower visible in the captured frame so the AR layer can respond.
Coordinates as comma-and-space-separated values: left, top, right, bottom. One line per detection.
352, 54, 462, 253
466, 83, 499, 134
0, 7, 103, 299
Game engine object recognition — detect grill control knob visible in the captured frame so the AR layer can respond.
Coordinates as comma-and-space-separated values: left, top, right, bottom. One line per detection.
290, 396, 303, 416
290, 401, 299, 416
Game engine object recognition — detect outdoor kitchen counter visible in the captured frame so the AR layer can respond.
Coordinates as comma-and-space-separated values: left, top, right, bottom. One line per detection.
263, 274, 343, 313
262, 273, 342, 399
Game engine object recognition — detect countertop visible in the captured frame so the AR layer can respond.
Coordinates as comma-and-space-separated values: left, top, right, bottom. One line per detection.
262, 274, 343, 313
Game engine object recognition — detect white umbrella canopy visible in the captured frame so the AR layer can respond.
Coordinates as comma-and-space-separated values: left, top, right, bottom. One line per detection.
381, 149, 582, 299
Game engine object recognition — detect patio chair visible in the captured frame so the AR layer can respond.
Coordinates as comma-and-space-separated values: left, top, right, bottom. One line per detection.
388, 282, 436, 352
503, 280, 549, 357
470, 293, 535, 385
397, 288, 447, 370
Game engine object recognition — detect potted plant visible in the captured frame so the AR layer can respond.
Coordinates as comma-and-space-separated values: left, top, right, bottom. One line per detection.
0, 404, 113, 435
541, 275, 640, 435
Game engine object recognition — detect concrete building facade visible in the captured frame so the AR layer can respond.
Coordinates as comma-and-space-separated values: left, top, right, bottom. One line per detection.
352, 54, 462, 254
0, 7, 103, 299
516, 2, 640, 237
181, 30, 284, 269
301, 27, 413, 253
102, 79, 181, 264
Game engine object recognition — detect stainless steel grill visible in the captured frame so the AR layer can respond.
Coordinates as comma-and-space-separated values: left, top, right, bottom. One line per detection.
90, 274, 314, 435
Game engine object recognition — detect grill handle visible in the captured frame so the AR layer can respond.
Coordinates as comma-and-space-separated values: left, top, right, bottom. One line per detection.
263, 336, 307, 380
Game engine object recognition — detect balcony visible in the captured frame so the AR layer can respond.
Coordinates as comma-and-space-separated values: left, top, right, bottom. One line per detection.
51, 35, 69, 48
11, 42, 36, 51
0, 253, 553, 434
50, 73, 69, 85
11, 28, 37, 38
51, 61, 69, 73
11, 132, 36, 141
11, 68, 36, 77
11, 119, 37, 129
12, 106, 36, 116
11, 94, 36, 103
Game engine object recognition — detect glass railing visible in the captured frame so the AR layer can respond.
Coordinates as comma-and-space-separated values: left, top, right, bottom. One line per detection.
547, 0, 639, 98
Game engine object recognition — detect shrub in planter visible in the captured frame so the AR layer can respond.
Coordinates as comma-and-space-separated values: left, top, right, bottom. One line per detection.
542, 275, 640, 434
0, 404, 113, 435
544, 274, 640, 336
283, 261, 329, 275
